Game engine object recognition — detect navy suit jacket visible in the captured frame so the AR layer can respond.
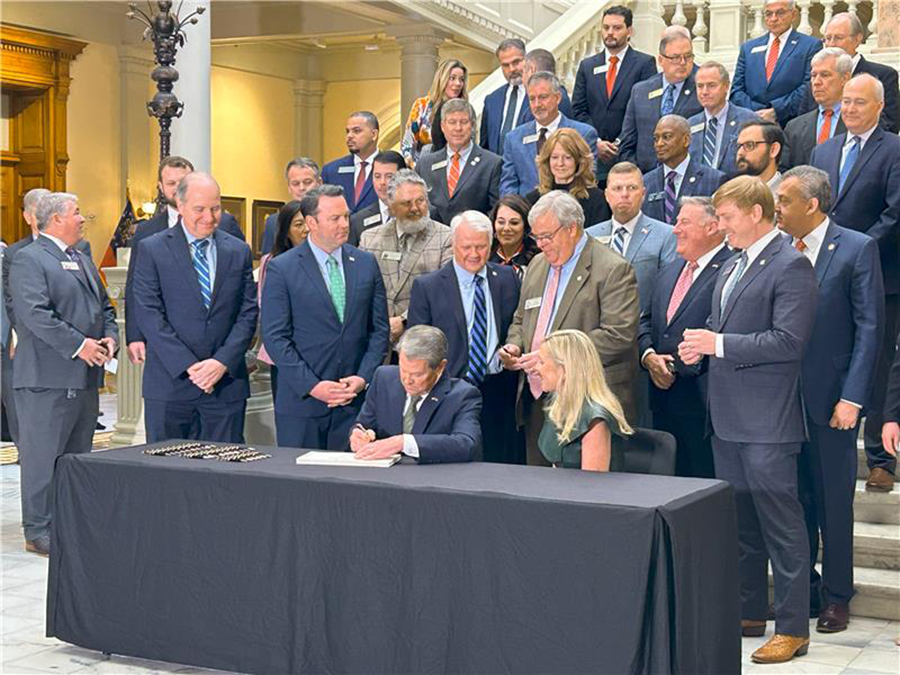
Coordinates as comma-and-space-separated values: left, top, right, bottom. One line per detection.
321, 155, 377, 214
407, 261, 520, 378
619, 72, 704, 173
125, 209, 243, 344
499, 114, 599, 196
572, 47, 657, 143
638, 245, 732, 415
730, 31, 822, 126
261, 240, 390, 417
355, 366, 482, 463
261, 212, 278, 257
479, 83, 573, 156
132, 226, 258, 403
687, 104, 759, 175
809, 126, 900, 295
640, 159, 726, 224
800, 223, 884, 425
707, 234, 818, 444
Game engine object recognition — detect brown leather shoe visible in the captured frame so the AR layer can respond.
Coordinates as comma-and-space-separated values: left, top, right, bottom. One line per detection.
751, 634, 810, 664
742, 619, 767, 637
865, 467, 895, 492
24, 537, 49, 558
816, 603, 850, 633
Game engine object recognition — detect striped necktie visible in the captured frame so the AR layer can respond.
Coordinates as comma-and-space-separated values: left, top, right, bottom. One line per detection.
611, 226, 627, 255
448, 152, 461, 197
703, 116, 718, 166
325, 255, 345, 322
466, 275, 488, 385
190, 239, 212, 309
664, 171, 678, 224
765, 36, 780, 82
817, 108, 834, 145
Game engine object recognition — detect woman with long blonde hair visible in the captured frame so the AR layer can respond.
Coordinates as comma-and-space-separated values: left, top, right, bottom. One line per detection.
401, 58, 468, 167
536, 329, 632, 471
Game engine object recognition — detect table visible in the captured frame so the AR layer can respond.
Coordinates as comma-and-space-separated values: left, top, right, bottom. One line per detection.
47, 445, 741, 674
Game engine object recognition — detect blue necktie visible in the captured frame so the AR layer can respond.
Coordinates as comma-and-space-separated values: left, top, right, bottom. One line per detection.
466, 275, 488, 385
501, 84, 518, 137
838, 136, 861, 193
664, 171, 678, 225
611, 226, 627, 255
703, 116, 718, 166
191, 239, 212, 309
661, 84, 676, 116
720, 252, 748, 313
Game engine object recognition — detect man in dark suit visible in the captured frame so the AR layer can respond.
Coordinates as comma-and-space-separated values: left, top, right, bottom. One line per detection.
736, 119, 786, 192
679, 176, 818, 664
479, 38, 529, 156
522, 49, 574, 119
132, 172, 258, 444
688, 61, 758, 175
500, 72, 598, 196
882, 331, 900, 458
799, 13, 900, 133
638, 196, 729, 478
408, 211, 522, 464
810, 73, 900, 493
416, 100, 502, 226
783, 49, 850, 170
124, 156, 243, 366
618, 26, 703, 174
351, 325, 481, 464
10, 192, 117, 556
321, 111, 379, 214
776, 166, 884, 633
349, 151, 405, 246
262, 185, 390, 450
572, 5, 657, 179
260, 157, 322, 256
640, 115, 725, 224
729, 0, 822, 126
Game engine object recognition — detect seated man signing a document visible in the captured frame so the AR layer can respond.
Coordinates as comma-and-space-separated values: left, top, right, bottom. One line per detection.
351, 325, 482, 463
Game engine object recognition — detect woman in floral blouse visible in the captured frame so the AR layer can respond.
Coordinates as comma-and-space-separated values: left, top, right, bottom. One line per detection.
401, 58, 468, 167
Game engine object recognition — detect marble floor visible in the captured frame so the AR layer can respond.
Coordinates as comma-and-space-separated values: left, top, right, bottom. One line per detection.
2, 462, 899, 674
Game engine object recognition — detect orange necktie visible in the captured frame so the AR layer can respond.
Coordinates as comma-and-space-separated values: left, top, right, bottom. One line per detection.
795, 238, 807, 252
765, 35, 780, 82
447, 152, 461, 198
817, 108, 834, 145
606, 55, 619, 98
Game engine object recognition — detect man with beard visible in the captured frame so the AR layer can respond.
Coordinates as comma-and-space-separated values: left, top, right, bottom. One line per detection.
260, 157, 322, 255
479, 38, 528, 156
124, 155, 244, 365
735, 119, 786, 192
321, 111, 380, 214
359, 170, 453, 351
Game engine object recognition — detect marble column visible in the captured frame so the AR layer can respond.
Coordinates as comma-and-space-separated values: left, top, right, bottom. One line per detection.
170, 0, 211, 169
630, 0, 667, 56
388, 26, 447, 127
118, 45, 156, 205
876, 0, 899, 50
293, 78, 327, 166
706, 0, 749, 61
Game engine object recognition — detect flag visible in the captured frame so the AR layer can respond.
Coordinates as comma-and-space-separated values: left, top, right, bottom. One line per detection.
100, 189, 136, 284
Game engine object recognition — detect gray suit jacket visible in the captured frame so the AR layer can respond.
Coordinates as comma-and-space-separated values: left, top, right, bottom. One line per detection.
416, 145, 502, 225
707, 233, 818, 444
781, 108, 847, 170
585, 214, 677, 313
9, 235, 117, 390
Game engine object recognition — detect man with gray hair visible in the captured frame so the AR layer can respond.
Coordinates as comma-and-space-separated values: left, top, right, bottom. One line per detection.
261, 156, 322, 255
775, 165, 883, 632
351, 325, 482, 463
359, 169, 452, 349
479, 38, 528, 155
9, 191, 117, 556
408, 211, 522, 463
783, 48, 851, 169
501, 190, 640, 464
618, 26, 704, 173
416, 99, 502, 225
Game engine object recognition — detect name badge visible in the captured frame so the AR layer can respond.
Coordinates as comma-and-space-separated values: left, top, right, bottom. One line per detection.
61, 261, 79, 271
647, 191, 665, 202
751, 44, 767, 54
363, 214, 381, 226
648, 88, 663, 100
432, 159, 448, 170
523, 133, 540, 145
337, 166, 355, 174
690, 122, 706, 134
524, 297, 542, 311
593, 64, 609, 74
381, 251, 402, 262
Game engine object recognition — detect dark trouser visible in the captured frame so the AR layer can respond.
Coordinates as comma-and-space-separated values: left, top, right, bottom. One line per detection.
653, 408, 714, 479
144, 397, 247, 444
15, 387, 98, 540
798, 420, 858, 606
712, 437, 810, 637
480, 370, 524, 464
1, 345, 18, 443
270, 365, 279, 403
522, 386, 551, 467
864, 294, 898, 474
275, 405, 358, 451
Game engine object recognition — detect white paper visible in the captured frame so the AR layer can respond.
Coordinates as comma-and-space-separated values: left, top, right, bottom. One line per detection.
295, 451, 401, 468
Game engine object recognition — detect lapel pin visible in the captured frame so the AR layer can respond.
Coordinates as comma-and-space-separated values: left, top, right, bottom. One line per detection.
348, 256, 356, 262
712, 263, 720, 269
641, 227, 649, 234
730, 120, 736, 126
684, 90, 691, 96
689, 176, 696, 183
430, 396, 438, 402
576, 275, 583, 281
491, 270, 497, 276
759, 259, 766, 265
828, 243, 836, 250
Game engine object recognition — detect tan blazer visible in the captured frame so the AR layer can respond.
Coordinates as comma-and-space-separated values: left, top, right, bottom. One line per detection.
359, 218, 453, 318
506, 236, 640, 424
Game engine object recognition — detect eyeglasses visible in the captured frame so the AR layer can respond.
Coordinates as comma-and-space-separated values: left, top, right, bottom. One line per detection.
735, 140, 770, 152
660, 53, 694, 64
529, 223, 567, 244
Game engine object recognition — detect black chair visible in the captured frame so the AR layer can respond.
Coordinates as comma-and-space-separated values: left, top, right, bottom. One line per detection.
615, 427, 677, 476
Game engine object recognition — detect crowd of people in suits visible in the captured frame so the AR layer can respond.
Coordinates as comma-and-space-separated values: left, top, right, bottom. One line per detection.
2, 0, 899, 666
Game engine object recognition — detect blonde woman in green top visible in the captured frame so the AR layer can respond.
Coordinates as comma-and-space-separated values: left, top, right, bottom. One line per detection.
536, 329, 633, 471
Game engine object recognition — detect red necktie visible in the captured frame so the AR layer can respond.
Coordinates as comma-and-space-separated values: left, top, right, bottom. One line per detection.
765, 35, 780, 82
795, 238, 807, 252
606, 55, 619, 98
447, 153, 460, 197
666, 261, 698, 324
817, 109, 834, 145
354, 160, 368, 203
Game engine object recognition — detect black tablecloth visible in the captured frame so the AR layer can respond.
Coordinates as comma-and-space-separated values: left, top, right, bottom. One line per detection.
48, 445, 740, 674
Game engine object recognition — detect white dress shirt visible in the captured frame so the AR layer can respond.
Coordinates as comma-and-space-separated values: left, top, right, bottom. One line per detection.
401, 389, 432, 457
840, 123, 877, 175
793, 217, 829, 268
167, 205, 180, 228
446, 141, 475, 182
354, 151, 376, 186
536, 112, 563, 137
503, 82, 526, 128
